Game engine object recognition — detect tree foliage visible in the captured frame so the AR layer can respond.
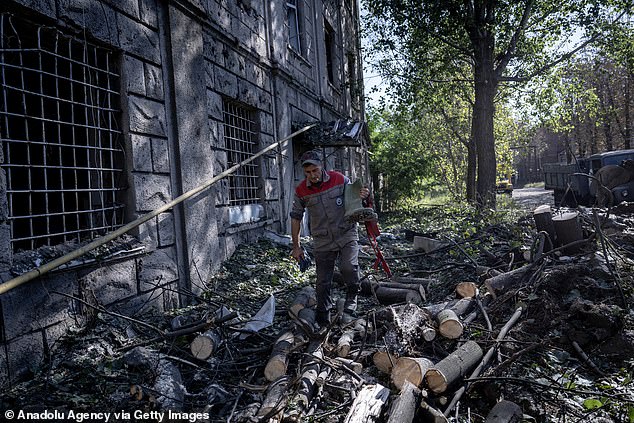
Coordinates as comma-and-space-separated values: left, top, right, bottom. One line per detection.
363, 0, 633, 208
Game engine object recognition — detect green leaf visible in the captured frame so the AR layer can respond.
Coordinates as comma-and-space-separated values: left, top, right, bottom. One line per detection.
582, 398, 604, 410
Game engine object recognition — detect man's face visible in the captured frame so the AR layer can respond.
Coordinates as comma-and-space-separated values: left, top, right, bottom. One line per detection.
303, 164, 323, 184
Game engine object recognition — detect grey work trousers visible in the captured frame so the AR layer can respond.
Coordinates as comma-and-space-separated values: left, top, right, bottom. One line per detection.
314, 241, 360, 323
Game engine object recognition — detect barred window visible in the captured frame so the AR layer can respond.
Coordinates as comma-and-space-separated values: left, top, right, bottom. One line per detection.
222, 100, 260, 206
0, 13, 125, 252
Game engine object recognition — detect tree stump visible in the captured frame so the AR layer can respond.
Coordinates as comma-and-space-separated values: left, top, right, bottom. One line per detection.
552, 211, 583, 251
533, 204, 556, 247
425, 340, 483, 393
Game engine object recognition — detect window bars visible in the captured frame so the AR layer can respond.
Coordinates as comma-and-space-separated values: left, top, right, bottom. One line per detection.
0, 13, 125, 252
222, 100, 260, 206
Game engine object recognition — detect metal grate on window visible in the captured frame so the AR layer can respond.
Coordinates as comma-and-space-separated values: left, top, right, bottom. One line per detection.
222, 100, 260, 206
0, 13, 126, 252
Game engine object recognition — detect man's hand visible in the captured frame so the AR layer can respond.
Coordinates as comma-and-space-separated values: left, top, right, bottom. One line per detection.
360, 186, 370, 199
291, 245, 304, 262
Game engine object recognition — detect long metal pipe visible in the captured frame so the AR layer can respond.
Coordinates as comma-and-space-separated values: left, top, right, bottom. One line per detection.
0, 124, 316, 296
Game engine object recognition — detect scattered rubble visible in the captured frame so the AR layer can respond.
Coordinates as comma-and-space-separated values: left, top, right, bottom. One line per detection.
1, 202, 634, 422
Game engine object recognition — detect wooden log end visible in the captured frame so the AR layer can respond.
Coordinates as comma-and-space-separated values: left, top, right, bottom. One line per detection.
424, 368, 448, 394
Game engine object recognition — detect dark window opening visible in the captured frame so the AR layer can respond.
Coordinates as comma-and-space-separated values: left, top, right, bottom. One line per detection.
287, 0, 302, 53
222, 100, 260, 206
0, 13, 125, 252
324, 20, 335, 85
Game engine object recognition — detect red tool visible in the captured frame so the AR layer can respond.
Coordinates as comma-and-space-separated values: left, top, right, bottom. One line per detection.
363, 196, 392, 278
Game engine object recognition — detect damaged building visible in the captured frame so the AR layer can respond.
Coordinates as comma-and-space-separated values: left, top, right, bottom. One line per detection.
0, 0, 369, 383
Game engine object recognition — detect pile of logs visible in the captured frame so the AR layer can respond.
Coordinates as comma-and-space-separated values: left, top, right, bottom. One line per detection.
238, 270, 527, 423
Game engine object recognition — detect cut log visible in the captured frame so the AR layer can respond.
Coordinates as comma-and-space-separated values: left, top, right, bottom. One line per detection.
390, 303, 436, 344
552, 211, 583, 251
533, 205, 556, 248
289, 286, 316, 317
296, 342, 323, 409
423, 298, 474, 318
484, 265, 531, 298
391, 356, 434, 390
386, 380, 420, 423
436, 309, 463, 339
337, 320, 366, 358
375, 286, 422, 305
361, 280, 427, 303
425, 340, 484, 394
373, 351, 399, 374
485, 400, 523, 423
190, 329, 222, 360
256, 376, 288, 419
344, 384, 390, 423
264, 330, 295, 381
420, 399, 449, 423
455, 281, 479, 298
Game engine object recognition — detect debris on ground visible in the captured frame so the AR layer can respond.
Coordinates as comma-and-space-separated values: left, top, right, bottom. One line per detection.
1, 201, 633, 422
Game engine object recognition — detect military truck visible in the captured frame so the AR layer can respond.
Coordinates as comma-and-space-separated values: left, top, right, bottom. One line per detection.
543, 149, 634, 206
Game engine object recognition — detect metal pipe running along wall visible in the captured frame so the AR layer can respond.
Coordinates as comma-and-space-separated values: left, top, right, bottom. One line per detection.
0, 124, 317, 296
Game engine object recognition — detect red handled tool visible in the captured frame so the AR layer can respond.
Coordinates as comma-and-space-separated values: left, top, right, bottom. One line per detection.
363, 196, 392, 278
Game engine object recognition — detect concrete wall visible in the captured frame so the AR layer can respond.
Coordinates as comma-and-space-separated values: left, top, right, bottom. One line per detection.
0, 0, 367, 385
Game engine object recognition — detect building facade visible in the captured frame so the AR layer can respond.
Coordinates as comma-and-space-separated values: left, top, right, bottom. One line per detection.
0, 0, 368, 383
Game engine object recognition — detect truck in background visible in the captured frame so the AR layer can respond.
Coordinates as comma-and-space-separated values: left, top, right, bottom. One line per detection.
543, 149, 634, 207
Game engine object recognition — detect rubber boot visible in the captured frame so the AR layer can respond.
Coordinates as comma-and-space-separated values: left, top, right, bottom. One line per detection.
344, 180, 377, 224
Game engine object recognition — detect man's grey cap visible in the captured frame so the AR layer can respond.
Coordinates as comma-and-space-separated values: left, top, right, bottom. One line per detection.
301, 150, 322, 167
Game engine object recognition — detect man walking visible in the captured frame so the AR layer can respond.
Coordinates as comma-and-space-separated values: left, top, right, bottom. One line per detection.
290, 150, 369, 329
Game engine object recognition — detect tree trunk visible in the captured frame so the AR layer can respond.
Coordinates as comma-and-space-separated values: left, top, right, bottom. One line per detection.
386, 380, 421, 423
425, 340, 484, 393
375, 286, 422, 305
344, 384, 390, 423
552, 212, 583, 251
337, 320, 366, 358
469, 19, 498, 209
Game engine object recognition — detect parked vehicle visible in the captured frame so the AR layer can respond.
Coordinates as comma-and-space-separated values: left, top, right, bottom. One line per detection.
543, 149, 634, 206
